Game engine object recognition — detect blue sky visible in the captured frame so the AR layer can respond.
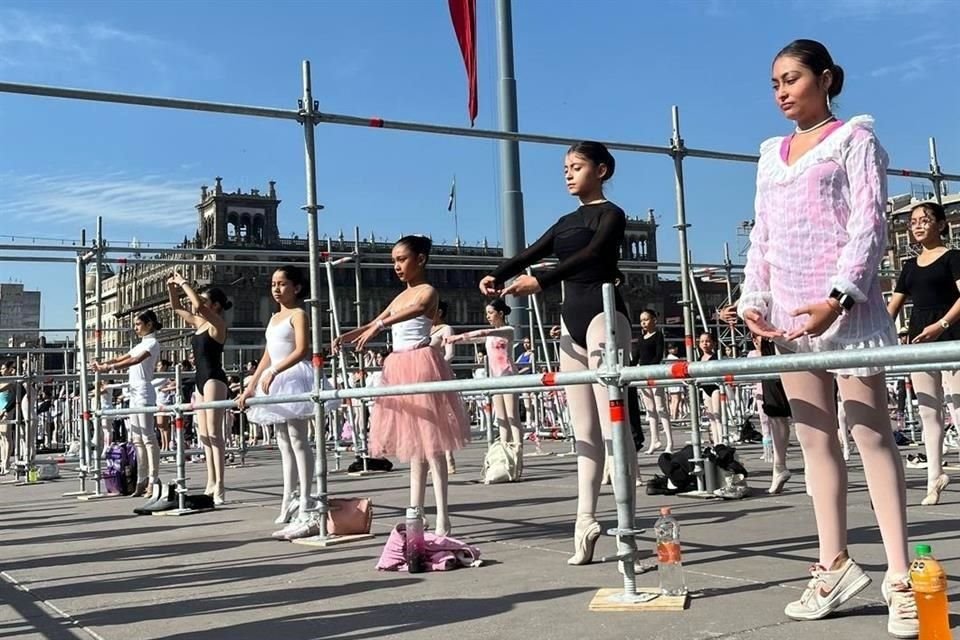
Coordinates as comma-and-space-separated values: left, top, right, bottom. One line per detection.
1, 0, 958, 331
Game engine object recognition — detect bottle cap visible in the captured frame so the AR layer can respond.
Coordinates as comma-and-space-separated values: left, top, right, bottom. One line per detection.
406, 506, 422, 520
660, 506, 672, 516
915, 543, 932, 556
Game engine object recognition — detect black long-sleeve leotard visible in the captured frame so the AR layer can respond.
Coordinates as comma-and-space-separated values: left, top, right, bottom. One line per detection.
489, 201, 630, 348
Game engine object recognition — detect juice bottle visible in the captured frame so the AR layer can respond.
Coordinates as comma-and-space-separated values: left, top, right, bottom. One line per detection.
910, 544, 951, 640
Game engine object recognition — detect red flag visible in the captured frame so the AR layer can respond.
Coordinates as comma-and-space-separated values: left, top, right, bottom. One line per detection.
448, 0, 478, 126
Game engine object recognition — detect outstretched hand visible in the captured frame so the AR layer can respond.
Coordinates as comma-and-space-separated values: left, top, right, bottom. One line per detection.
742, 308, 784, 340
785, 300, 841, 341
501, 275, 541, 297
479, 275, 501, 297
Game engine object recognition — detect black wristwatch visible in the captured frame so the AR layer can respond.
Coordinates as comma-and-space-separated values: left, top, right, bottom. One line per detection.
829, 288, 855, 312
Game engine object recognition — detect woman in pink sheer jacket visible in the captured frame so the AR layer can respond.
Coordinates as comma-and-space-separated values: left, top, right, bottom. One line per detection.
737, 39, 916, 638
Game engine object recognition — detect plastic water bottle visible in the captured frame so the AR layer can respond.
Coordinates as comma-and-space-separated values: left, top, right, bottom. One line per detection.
405, 506, 426, 574
654, 506, 687, 596
761, 436, 773, 462
910, 544, 950, 640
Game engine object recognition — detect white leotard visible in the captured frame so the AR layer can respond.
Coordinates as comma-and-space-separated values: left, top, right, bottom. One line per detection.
392, 316, 432, 351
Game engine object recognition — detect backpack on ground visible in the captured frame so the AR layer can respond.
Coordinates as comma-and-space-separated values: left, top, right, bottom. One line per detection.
480, 441, 520, 484
103, 443, 137, 495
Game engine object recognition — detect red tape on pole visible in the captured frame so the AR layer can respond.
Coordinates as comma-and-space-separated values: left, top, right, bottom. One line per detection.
724, 374, 735, 383
369, 117, 385, 128
312, 354, 324, 369
175, 417, 184, 431
646, 378, 656, 387
541, 372, 557, 386
684, 335, 693, 348
609, 399, 625, 423
669, 361, 690, 379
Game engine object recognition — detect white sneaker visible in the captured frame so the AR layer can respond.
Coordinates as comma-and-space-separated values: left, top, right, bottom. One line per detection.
881, 575, 918, 638
784, 556, 871, 621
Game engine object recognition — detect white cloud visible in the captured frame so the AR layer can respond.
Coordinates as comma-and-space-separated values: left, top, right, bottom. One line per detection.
0, 172, 202, 231
870, 42, 960, 81
822, 0, 947, 19
0, 8, 216, 86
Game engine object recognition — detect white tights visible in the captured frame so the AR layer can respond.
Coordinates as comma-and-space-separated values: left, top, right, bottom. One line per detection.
780, 370, 909, 574
560, 313, 635, 521
911, 369, 960, 488
276, 419, 314, 512
640, 387, 672, 450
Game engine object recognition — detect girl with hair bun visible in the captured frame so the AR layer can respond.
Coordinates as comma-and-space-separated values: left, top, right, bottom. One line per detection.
478, 140, 634, 566
168, 272, 232, 505
92, 309, 162, 499
739, 39, 916, 636
239, 265, 322, 538
446, 297, 524, 475
336, 235, 469, 537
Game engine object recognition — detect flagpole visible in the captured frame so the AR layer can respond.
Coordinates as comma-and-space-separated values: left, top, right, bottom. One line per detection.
454, 174, 460, 246
495, 0, 528, 337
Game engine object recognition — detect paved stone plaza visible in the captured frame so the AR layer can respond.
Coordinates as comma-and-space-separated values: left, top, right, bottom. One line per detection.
1, 441, 957, 640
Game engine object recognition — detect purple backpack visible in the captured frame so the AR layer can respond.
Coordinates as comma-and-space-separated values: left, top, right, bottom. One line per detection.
103, 443, 137, 495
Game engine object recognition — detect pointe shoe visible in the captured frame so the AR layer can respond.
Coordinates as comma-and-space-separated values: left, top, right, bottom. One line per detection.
768, 469, 791, 495
434, 517, 451, 538
567, 519, 602, 566
921, 473, 949, 506
214, 488, 226, 506
645, 441, 663, 455
132, 478, 150, 497
204, 483, 216, 497
275, 493, 300, 524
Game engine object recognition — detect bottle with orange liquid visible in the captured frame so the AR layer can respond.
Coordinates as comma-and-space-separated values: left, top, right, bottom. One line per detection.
654, 506, 687, 596
910, 544, 951, 640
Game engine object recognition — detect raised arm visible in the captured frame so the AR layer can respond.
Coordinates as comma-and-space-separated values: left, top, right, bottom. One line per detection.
484, 222, 559, 290
447, 325, 515, 345
173, 272, 227, 337
167, 276, 201, 327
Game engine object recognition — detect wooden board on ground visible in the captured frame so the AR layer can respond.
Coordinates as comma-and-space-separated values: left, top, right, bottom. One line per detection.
76, 492, 122, 501
153, 508, 215, 517
589, 587, 689, 612
291, 533, 375, 547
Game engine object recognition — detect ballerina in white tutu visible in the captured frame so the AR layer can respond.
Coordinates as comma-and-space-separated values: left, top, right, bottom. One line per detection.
238, 265, 319, 538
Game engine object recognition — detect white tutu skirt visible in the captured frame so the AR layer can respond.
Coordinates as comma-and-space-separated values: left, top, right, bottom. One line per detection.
246, 361, 316, 425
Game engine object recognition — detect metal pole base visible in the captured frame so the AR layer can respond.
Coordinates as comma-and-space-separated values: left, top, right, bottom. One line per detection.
291, 532, 375, 548
588, 587, 688, 611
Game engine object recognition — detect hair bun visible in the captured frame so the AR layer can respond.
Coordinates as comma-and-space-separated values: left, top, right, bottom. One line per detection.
829, 64, 845, 98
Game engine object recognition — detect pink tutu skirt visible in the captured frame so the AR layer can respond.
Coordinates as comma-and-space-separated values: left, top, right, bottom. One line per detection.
371, 346, 469, 462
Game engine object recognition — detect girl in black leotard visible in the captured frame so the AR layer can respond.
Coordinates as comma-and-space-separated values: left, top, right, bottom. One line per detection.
634, 310, 673, 454
479, 141, 634, 566
168, 273, 232, 505
698, 332, 723, 446
888, 201, 960, 506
